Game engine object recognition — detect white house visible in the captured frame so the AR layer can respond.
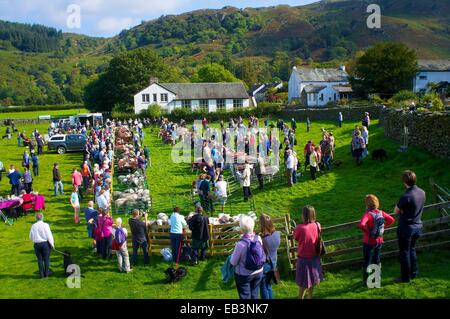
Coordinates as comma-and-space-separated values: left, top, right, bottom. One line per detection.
134, 78, 252, 114
288, 66, 352, 107
248, 82, 283, 102
413, 60, 450, 93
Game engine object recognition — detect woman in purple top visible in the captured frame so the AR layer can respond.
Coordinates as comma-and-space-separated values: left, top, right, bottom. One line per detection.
230, 216, 264, 299
259, 214, 280, 299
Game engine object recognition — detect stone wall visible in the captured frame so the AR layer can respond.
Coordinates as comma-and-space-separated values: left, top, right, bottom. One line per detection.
2, 119, 51, 125
283, 105, 381, 122
380, 108, 450, 158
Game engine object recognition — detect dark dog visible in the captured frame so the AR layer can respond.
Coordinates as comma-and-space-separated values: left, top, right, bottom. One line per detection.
165, 267, 187, 283
333, 160, 343, 167
62, 250, 85, 278
372, 149, 388, 161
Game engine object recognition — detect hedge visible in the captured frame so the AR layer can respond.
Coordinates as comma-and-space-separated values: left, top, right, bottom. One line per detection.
0, 104, 84, 113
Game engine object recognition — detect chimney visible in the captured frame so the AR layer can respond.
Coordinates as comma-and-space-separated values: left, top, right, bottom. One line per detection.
150, 77, 159, 85
339, 65, 346, 72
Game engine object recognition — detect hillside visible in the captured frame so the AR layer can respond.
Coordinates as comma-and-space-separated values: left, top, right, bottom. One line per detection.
1, 0, 450, 106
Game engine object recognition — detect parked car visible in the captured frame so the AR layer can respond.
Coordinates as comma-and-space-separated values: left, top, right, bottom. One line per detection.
47, 134, 87, 154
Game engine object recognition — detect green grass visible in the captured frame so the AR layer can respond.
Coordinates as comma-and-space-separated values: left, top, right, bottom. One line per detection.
0, 119, 449, 299
0, 108, 90, 120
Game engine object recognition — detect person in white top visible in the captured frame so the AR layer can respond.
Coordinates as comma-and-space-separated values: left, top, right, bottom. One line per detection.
215, 175, 228, 213
285, 149, 295, 187
29, 213, 54, 278
242, 162, 252, 202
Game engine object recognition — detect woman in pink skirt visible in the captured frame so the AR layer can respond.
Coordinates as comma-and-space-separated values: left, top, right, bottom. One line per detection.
293, 205, 324, 299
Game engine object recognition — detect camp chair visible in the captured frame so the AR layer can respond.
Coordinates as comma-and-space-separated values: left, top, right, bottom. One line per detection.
0, 210, 14, 226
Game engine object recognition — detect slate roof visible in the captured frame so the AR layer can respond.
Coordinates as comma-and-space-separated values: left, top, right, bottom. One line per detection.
158, 82, 250, 100
303, 85, 327, 93
294, 67, 348, 82
332, 85, 353, 93
418, 60, 450, 72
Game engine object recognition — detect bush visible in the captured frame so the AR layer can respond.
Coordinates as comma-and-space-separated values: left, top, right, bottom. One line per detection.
391, 90, 417, 103
370, 94, 384, 105
422, 92, 444, 112
140, 104, 162, 118
112, 102, 134, 114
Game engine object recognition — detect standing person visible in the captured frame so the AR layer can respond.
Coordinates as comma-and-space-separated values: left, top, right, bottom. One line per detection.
113, 218, 132, 273
0, 160, 3, 182
71, 168, 83, 200
187, 206, 210, 265
70, 186, 80, 224
359, 194, 395, 286
7, 166, 22, 196
199, 175, 213, 213
84, 201, 98, 251
362, 112, 371, 128
23, 167, 33, 193
52, 163, 64, 196
31, 151, 39, 176
36, 135, 44, 155
255, 153, 266, 189
394, 170, 426, 283
17, 132, 22, 147
351, 130, 366, 166
303, 140, 314, 169
306, 117, 311, 133
230, 216, 265, 299
144, 145, 151, 168
98, 209, 113, 259
22, 151, 31, 170
81, 161, 92, 192
293, 205, 324, 299
128, 209, 149, 266
322, 139, 333, 171
338, 112, 343, 128
242, 162, 252, 202
215, 175, 228, 214
361, 126, 369, 158
29, 213, 54, 278
168, 207, 188, 264
309, 147, 319, 181
291, 118, 297, 133
285, 149, 294, 187
259, 214, 281, 299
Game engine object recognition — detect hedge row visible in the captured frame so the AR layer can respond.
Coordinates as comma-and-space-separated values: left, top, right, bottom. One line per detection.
0, 104, 84, 113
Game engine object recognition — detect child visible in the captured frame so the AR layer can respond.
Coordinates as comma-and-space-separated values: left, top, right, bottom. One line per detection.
113, 218, 132, 273
70, 186, 80, 224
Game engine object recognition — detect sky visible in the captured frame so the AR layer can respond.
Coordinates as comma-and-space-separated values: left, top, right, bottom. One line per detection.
0, 0, 319, 37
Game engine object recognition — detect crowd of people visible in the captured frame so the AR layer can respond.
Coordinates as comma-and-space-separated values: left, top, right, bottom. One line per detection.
0, 112, 430, 300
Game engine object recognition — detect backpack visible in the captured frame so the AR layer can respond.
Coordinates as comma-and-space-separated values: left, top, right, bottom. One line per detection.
241, 235, 266, 271
368, 210, 385, 239
114, 227, 127, 246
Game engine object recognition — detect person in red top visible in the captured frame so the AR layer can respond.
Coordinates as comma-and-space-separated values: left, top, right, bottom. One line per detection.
72, 168, 83, 200
293, 205, 324, 299
359, 194, 395, 286
303, 141, 315, 169
21, 190, 33, 213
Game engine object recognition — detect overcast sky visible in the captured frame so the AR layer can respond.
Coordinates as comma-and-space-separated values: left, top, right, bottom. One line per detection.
0, 0, 319, 37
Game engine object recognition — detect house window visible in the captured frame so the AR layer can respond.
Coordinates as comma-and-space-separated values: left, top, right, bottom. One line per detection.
320, 94, 324, 101
153, 94, 157, 103
334, 93, 337, 101
182, 100, 191, 110
142, 94, 150, 103
216, 99, 226, 111
199, 100, 209, 112
161, 93, 168, 103
233, 99, 243, 109
419, 75, 427, 80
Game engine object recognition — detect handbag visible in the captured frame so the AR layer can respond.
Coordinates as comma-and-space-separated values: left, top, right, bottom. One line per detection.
315, 222, 326, 257
266, 257, 281, 285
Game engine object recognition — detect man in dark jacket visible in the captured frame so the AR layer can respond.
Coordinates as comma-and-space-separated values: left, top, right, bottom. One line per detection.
36, 135, 44, 155
31, 152, 39, 176
7, 166, 22, 196
188, 206, 210, 265
52, 163, 64, 196
199, 175, 213, 213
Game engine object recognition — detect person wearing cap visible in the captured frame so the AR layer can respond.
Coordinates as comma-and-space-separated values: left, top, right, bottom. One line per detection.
29, 213, 54, 278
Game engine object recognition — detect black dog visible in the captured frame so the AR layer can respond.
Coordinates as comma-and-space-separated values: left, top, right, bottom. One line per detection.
372, 149, 388, 162
333, 160, 343, 167
165, 267, 187, 283
62, 250, 85, 278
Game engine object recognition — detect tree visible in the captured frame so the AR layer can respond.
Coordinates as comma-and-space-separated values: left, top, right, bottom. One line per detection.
349, 42, 418, 98
191, 63, 239, 83
272, 51, 291, 81
84, 48, 182, 112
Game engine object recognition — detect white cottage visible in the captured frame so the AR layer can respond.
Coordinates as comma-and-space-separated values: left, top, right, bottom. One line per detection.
288, 66, 352, 107
134, 78, 252, 114
413, 60, 450, 93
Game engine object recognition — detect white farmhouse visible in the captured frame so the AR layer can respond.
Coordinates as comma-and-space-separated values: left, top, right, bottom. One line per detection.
134, 78, 252, 114
413, 60, 450, 93
288, 66, 352, 107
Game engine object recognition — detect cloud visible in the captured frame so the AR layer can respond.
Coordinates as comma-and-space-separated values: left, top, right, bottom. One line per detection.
96, 16, 139, 34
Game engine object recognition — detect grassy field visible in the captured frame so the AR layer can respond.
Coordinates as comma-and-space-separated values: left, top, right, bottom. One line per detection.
0, 108, 90, 120
0, 119, 449, 299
